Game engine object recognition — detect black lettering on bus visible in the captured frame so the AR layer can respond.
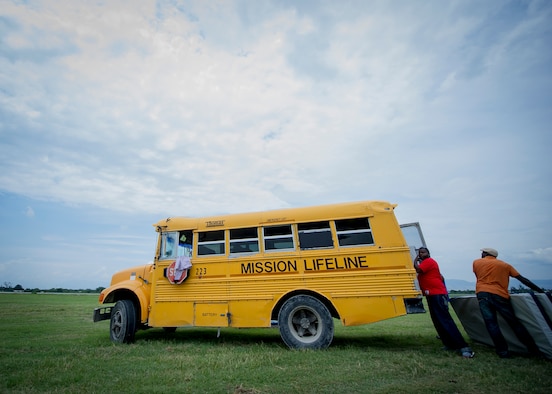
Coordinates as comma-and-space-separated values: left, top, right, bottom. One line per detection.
206, 220, 225, 227
315, 258, 324, 270
325, 257, 335, 270
242, 260, 298, 274
242, 262, 253, 274
346, 256, 359, 269
288, 260, 297, 272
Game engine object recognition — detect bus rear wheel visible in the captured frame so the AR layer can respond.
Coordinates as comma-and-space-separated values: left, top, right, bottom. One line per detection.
278, 295, 334, 349
110, 300, 137, 344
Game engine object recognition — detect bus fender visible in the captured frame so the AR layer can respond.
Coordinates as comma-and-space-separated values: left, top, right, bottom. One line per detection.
271, 289, 339, 321
95, 280, 150, 324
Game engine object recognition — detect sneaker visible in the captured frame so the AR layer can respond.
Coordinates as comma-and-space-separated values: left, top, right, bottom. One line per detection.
497, 351, 511, 359
460, 347, 475, 358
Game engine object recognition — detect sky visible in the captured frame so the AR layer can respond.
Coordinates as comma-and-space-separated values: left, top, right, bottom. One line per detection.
1, 0, 551, 290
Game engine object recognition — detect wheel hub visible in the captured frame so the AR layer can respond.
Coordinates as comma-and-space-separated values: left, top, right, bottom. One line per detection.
300, 317, 311, 328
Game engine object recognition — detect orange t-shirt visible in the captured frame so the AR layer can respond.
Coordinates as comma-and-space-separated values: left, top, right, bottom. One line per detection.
472, 256, 520, 299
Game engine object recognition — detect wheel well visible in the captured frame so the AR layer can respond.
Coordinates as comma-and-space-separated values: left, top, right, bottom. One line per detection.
105, 289, 141, 323
271, 290, 339, 321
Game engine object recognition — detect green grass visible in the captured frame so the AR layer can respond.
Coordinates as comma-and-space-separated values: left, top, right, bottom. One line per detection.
0, 293, 550, 393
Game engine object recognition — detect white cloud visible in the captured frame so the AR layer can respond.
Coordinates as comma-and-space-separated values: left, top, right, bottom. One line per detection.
1, 0, 551, 288
25, 206, 35, 218
520, 248, 552, 265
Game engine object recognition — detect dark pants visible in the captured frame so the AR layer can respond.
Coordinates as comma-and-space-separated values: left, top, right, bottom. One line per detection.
426, 294, 468, 350
476, 291, 539, 356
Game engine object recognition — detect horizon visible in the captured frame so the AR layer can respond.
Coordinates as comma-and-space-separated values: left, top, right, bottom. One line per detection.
3, 277, 552, 293
1, 1, 551, 289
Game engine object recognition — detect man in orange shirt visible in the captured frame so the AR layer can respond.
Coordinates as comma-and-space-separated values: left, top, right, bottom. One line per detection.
473, 247, 544, 358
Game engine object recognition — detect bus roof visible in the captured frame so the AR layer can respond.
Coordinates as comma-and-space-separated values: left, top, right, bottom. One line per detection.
153, 200, 397, 232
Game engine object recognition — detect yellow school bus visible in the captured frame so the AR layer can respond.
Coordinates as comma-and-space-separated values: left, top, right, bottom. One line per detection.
94, 200, 424, 349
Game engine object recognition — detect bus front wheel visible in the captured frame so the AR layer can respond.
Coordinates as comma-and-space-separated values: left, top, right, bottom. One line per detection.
278, 295, 334, 349
110, 300, 137, 344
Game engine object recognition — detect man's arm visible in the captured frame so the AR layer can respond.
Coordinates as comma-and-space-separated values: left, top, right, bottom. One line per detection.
413, 255, 422, 274
515, 275, 545, 293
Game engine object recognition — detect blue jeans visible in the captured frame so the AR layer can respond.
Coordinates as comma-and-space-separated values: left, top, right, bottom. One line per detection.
426, 295, 468, 350
476, 292, 539, 355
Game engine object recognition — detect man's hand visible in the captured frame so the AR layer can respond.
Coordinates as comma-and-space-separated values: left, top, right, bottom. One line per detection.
516, 275, 545, 293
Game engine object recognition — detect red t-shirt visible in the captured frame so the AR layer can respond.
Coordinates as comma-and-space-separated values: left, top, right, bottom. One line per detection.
417, 257, 447, 295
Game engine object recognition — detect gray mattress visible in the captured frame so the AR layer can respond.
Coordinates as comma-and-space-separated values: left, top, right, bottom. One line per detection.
450, 293, 552, 359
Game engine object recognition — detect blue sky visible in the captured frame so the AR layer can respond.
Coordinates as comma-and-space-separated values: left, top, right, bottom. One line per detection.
1, 0, 551, 290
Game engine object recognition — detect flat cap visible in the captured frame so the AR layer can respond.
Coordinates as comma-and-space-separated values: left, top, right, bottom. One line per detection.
481, 247, 498, 257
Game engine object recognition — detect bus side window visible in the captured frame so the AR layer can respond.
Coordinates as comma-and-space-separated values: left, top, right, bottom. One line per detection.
335, 218, 374, 246
160, 232, 178, 260
198, 245, 216, 255
229, 227, 259, 254
178, 230, 193, 257
298, 221, 333, 250
263, 224, 295, 251
197, 230, 225, 256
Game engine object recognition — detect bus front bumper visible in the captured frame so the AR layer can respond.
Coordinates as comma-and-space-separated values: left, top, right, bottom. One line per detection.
93, 306, 112, 322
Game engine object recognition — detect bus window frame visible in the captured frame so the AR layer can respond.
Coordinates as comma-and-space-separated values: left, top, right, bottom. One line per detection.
297, 221, 334, 250
197, 229, 226, 256
159, 231, 179, 260
262, 224, 296, 252
335, 217, 375, 247
229, 227, 260, 256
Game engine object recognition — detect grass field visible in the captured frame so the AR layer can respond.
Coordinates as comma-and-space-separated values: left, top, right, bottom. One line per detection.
0, 293, 550, 394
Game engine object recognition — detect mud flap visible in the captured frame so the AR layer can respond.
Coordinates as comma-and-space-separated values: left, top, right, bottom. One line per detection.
404, 297, 426, 314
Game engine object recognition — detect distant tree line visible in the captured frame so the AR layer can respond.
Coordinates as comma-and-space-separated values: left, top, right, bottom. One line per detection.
448, 289, 475, 294
1, 281, 105, 294
509, 285, 550, 294
448, 286, 549, 295
1, 281, 547, 295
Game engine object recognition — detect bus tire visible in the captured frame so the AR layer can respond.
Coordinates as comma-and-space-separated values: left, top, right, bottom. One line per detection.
278, 295, 334, 349
110, 300, 137, 344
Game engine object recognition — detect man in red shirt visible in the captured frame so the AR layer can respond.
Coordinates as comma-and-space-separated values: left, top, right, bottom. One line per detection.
414, 247, 474, 358
473, 247, 544, 358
